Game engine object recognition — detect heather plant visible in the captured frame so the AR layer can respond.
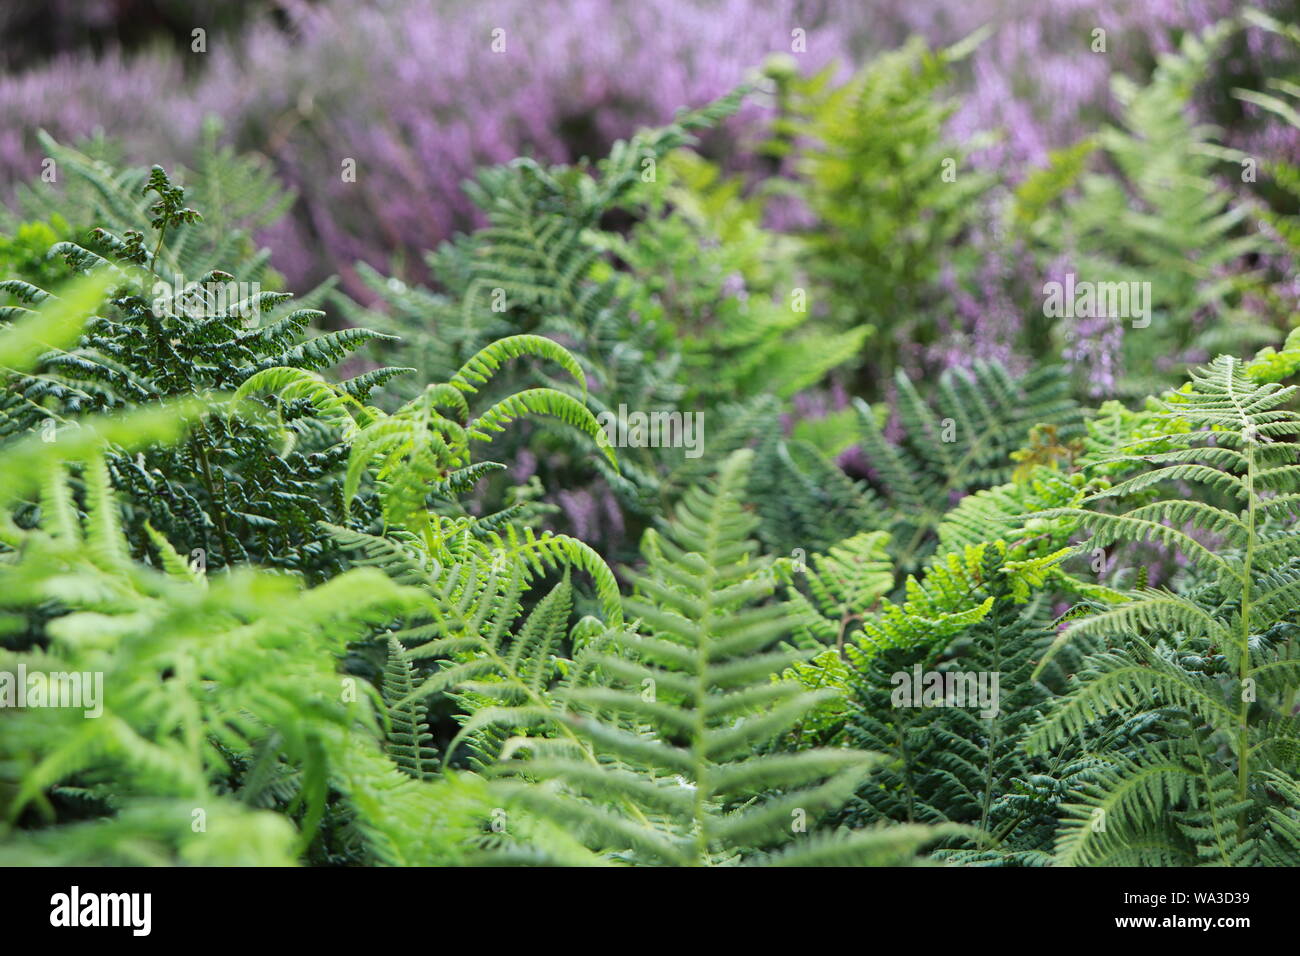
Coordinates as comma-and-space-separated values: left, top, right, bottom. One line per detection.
2, 0, 1283, 293
0, 0, 868, 291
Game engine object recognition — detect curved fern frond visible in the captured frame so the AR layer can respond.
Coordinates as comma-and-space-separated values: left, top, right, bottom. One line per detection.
469, 387, 617, 469
451, 333, 588, 397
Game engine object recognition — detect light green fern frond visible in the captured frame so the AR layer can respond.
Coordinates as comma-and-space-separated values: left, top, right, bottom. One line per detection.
485, 450, 942, 865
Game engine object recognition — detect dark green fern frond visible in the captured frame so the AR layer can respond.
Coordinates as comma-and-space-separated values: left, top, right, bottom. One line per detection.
752, 361, 1081, 571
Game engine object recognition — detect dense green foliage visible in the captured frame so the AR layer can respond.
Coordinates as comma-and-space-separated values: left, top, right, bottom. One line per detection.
2, 12, 1298, 868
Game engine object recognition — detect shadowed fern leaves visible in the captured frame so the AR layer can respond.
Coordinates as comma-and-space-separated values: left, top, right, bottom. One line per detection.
837, 572, 1077, 866
0, 167, 403, 577
754, 360, 1081, 565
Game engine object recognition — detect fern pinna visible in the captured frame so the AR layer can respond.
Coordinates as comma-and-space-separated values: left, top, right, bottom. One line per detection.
1028, 356, 1300, 865
780, 461, 1107, 669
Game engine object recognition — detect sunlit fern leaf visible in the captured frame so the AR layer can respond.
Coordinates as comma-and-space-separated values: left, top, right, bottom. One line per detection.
468, 387, 616, 468
382, 638, 439, 781
488, 450, 939, 865
1025, 354, 1300, 865
0, 450, 494, 864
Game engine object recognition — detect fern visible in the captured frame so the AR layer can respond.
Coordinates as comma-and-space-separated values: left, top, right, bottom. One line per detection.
1, 166, 403, 577
777, 460, 1123, 750
592, 148, 868, 405
767, 34, 995, 385
752, 360, 1082, 566
298, 342, 628, 777
1027, 355, 1300, 865
1024, 19, 1277, 397
484, 450, 952, 865
781, 531, 893, 653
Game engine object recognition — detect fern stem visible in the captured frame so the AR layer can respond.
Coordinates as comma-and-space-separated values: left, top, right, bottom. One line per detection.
691, 619, 711, 866
1236, 438, 1256, 839
193, 430, 235, 569
150, 225, 167, 277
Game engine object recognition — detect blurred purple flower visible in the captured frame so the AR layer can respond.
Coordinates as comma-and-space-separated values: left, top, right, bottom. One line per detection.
2, 0, 1279, 295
